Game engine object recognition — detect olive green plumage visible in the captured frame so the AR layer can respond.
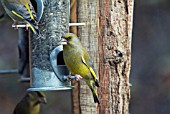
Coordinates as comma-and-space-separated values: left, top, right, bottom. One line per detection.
13, 91, 47, 114
0, 0, 39, 34
62, 33, 100, 104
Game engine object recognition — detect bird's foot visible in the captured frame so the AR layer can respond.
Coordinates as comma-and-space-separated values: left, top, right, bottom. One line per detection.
63, 74, 82, 82
75, 74, 82, 81
25, 24, 29, 30
65, 74, 72, 81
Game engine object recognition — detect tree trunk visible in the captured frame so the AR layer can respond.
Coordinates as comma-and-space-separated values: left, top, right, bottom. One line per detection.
98, 0, 134, 114
77, 0, 134, 114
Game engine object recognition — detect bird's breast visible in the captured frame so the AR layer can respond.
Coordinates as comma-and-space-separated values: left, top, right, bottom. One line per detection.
63, 49, 90, 77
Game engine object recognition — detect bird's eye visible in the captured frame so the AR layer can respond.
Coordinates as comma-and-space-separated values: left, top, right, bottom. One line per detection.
67, 37, 71, 40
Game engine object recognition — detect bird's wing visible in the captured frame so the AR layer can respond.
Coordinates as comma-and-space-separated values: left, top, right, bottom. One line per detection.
81, 48, 99, 87
7, 0, 30, 4
13, 103, 24, 114
3, 1, 38, 34
4, 0, 37, 24
81, 56, 97, 80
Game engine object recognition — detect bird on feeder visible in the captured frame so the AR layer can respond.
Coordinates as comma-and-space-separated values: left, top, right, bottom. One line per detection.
62, 33, 100, 104
0, 0, 43, 34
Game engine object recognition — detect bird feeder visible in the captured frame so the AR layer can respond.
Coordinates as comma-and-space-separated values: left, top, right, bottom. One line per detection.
27, 44, 72, 91
27, 0, 72, 91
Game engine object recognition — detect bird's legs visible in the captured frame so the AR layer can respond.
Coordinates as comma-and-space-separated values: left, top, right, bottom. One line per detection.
25, 24, 29, 30
74, 74, 82, 81
64, 74, 82, 81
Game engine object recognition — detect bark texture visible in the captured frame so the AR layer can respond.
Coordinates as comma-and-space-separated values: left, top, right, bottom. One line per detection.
98, 0, 134, 114
78, 0, 99, 114
70, 0, 77, 34
76, 0, 134, 114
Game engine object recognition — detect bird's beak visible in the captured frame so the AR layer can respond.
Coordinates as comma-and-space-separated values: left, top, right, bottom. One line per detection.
39, 97, 47, 104
59, 37, 67, 45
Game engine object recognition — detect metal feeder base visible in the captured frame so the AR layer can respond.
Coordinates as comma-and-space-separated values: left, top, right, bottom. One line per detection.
27, 86, 73, 91
28, 67, 72, 91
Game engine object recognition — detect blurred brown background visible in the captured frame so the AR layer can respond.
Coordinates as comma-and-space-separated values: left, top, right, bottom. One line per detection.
1, 0, 170, 114
131, 0, 170, 114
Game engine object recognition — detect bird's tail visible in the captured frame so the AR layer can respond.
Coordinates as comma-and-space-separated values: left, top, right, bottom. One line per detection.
92, 91, 100, 104
95, 78, 100, 87
28, 23, 40, 35
88, 81, 100, 104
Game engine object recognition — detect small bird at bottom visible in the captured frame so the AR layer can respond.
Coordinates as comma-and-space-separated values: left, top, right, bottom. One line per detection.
13, 91, 47, 114
62, 33, 100, 104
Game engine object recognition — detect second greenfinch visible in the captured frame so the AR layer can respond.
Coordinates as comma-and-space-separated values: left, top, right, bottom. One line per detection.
13, 91, 47, 114
0, 0, 39, 34
62, 33, 100, 104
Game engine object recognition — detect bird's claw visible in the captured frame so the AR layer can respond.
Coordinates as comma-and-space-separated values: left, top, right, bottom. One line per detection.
25, 24, 29, 30
65, 74, 72, 82
64, 74, 82, 82
75, 74, 82, 81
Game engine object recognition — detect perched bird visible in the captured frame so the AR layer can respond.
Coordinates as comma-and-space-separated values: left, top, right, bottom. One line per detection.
62, 33, 100, 104
13, 91, 47, 114
0, 0, 39, 34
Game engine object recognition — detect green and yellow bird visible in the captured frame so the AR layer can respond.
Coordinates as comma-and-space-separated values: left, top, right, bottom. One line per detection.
13, 91, 47, 114
0, 0, 39, 34
62, 33, 100, 104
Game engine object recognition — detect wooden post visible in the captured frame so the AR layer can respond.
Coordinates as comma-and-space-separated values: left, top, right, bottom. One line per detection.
78, 0, 99, 114
98, 0, 134, 114
76, 0, 134, 114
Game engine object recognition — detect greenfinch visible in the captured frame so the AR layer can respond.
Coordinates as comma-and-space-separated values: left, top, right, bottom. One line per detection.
13, 91, 47, 114
62, 33, 100, 104
0, 0, 39, 34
